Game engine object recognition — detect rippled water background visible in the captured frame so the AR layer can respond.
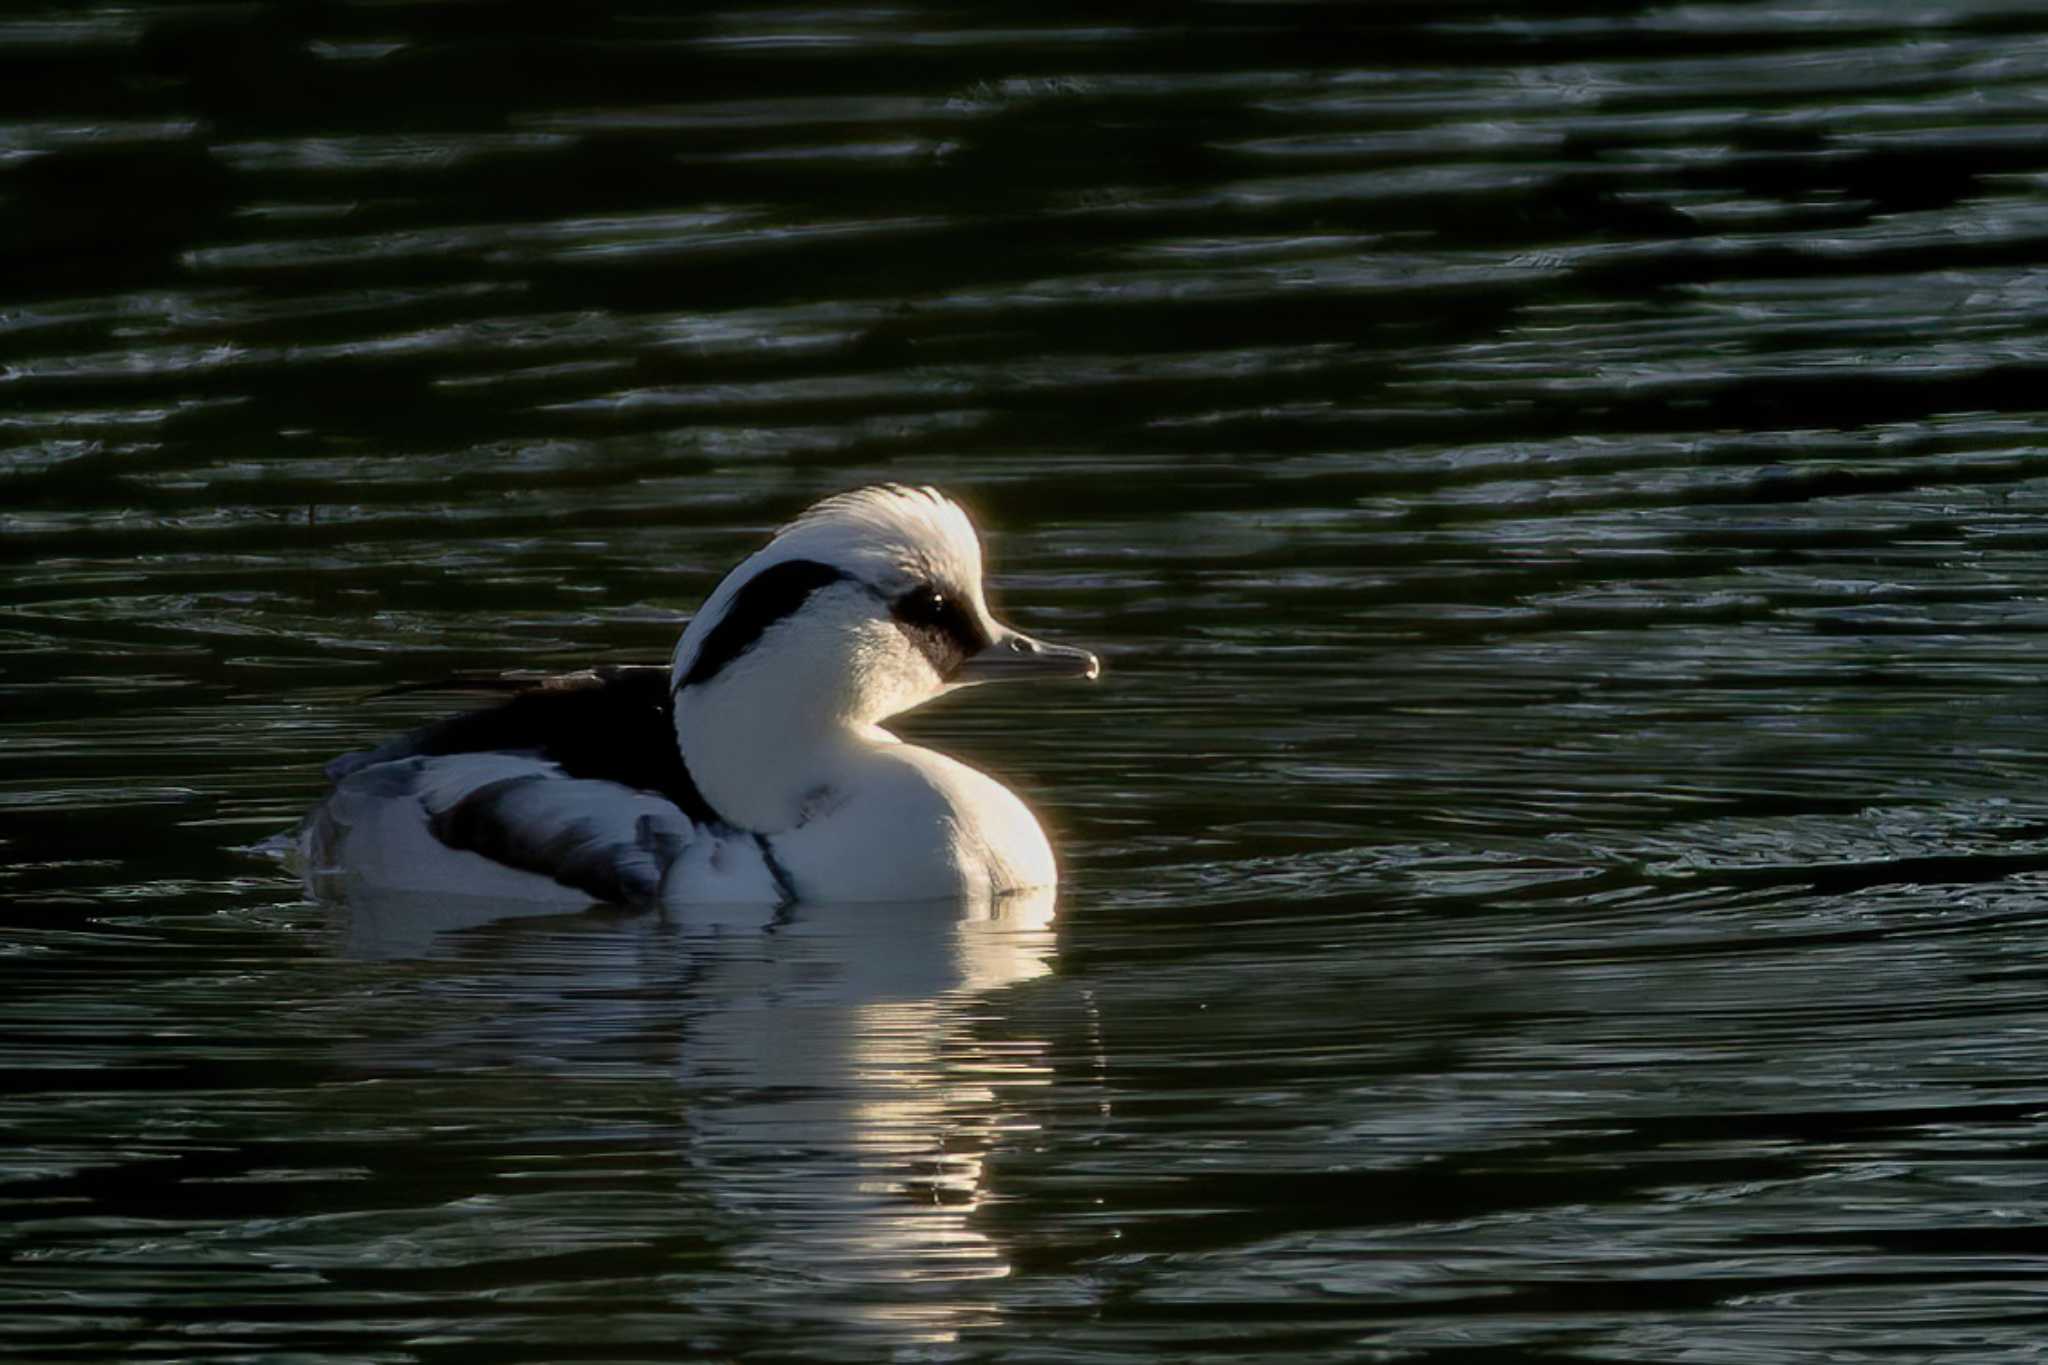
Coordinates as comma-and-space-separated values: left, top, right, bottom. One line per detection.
10, 2, 2048, 1359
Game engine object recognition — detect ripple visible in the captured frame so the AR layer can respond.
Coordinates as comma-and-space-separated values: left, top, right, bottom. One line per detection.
9, 0, 2048, 1357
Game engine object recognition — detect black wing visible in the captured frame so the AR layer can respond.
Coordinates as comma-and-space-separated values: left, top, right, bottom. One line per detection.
325, 664, 722, 825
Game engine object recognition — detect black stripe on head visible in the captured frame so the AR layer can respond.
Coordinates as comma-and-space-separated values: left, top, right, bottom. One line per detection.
679, 558, 848, 691
890, 583, 993, 680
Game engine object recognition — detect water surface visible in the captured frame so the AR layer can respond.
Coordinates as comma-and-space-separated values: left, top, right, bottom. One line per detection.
8, 2, 2048, 1359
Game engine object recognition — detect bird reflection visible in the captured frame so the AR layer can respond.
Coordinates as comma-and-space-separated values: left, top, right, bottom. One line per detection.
320, 886, 1060, 1347
681, 892, 1056, 1338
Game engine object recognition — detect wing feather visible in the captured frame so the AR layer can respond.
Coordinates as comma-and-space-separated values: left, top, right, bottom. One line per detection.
409, 754, 696, 904
308, 670, 787, 907
324, 666, 718, 824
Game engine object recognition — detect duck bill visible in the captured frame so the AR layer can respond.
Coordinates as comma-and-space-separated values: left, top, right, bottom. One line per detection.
953, 627, 1101, 685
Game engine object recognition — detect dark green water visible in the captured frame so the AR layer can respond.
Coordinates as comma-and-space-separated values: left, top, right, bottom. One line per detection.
10, 2, 2048, 1359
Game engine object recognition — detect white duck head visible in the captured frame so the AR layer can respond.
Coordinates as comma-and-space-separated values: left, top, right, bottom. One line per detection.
669, 486, 1098, 832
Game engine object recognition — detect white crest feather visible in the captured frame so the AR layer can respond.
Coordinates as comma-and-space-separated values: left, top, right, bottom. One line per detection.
768, 484, 982, 594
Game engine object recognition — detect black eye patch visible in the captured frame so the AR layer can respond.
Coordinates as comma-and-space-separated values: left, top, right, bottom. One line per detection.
889, 583, 991, 678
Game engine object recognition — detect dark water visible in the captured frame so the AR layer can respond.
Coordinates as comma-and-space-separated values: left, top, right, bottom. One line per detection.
10, 2, 2048, 1359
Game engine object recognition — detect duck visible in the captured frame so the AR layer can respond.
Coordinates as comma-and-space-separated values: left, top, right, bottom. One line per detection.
297, 485, 1100, 907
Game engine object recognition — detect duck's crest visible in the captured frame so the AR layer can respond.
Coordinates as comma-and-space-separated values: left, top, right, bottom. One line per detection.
767, 484, 981, 591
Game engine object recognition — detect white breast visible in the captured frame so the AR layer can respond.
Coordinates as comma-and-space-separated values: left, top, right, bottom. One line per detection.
768, 743, 1058, 904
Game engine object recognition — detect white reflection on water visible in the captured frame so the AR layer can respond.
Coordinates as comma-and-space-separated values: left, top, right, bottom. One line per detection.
324, 886, 1059, 1347
684, 893, 1056, 1342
